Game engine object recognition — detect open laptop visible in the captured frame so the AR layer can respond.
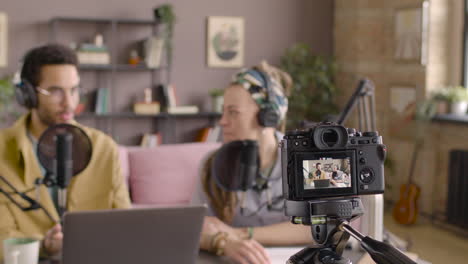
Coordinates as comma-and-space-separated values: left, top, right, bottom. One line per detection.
62, 205, 206, 264
313, 179, 330, 188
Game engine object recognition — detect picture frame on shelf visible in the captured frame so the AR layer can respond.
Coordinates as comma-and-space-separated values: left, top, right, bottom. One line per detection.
0, 12, 8, 67
206, 16, 244, 68
393, 1, 429, 65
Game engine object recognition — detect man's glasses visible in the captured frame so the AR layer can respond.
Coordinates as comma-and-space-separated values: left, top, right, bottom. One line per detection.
36, 86, 81, 103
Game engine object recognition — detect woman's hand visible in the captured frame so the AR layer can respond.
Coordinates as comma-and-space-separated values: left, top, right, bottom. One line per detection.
224, 237, 271, 264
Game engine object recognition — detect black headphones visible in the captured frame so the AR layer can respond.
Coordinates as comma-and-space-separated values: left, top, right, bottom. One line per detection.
15, 78, 38, 109
15, 57, 38, 109
249, 69, 281, 128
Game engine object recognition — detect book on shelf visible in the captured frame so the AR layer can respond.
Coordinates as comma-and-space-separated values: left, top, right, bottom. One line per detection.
196, 126, 221, 142
167, 84, 177, 108
140, 132, 162, 147
95, 88, 109, 114
141, 36, 164, 68
205, 125, 222, 142
167, 105, 199, 114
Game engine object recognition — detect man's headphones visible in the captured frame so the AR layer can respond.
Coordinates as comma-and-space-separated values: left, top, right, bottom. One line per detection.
15, 77, 38, 109
15, 57, 38, 109
249, 69, 281, 128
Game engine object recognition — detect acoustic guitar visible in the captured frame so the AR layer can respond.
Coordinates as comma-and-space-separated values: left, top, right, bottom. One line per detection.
393, 141, 422, 225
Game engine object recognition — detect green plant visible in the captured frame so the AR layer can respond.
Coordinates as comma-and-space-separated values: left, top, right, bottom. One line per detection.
280, 43, 338, 128
444, 86, 468, 103
0, 75, 20, 123
430, 87, 450, 102
154, 4, 176, 67
209, 88, 224, 98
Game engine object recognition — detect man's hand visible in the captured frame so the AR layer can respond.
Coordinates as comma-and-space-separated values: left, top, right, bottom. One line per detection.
42, 224, 63, 256
224, 238, 271, 264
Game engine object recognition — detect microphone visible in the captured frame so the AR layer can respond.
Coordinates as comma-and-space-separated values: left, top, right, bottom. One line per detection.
36, 123, 93, 218
55, 132, 73, 216
239, 140, 259, 191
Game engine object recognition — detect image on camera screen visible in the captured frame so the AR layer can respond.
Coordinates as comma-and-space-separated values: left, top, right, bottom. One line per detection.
302, 158, 351, 189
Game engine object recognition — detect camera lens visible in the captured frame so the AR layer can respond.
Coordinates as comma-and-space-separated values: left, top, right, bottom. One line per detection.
322, 129, 339, 147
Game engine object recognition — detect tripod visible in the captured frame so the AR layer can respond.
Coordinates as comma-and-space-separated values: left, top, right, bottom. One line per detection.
285, 198, 416, 264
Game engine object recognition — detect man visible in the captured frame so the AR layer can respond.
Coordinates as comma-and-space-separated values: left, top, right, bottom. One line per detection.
0, 44, 131, 260
314, 163, 327, 180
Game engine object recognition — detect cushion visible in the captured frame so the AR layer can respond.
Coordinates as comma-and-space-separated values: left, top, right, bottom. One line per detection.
128, 142, 220, 205
118, 146, 130, 185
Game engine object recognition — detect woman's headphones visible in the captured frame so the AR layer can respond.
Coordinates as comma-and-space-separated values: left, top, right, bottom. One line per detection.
248, 69, 281, 128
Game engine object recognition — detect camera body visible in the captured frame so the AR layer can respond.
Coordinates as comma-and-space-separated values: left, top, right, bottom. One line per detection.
281, 122, 386, 201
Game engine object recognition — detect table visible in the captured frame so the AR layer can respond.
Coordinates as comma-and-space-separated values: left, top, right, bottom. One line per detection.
39, 247, 364, 264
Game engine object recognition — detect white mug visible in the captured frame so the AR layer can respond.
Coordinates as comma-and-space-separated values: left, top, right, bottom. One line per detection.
3, 238, 40, 264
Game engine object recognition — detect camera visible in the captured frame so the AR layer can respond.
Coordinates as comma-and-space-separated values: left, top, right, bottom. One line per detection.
281, 122, 386, 201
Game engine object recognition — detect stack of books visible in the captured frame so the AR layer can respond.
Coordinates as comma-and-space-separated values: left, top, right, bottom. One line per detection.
161, 84, 199, 114
77, 43, 110, 65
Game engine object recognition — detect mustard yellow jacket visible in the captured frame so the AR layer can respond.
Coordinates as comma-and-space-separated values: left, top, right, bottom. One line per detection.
0, 114, 131, 260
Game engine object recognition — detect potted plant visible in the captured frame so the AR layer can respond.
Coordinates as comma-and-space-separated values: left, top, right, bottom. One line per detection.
0, 75, 20, 124
430, 88, 450, 114
280, 43, 338, 128
445, 86, 468, 115
209, 88, 224, 113
154, 4, 176, 68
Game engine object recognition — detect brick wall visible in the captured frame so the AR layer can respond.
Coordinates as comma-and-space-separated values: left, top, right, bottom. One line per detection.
334, 0, 466, 218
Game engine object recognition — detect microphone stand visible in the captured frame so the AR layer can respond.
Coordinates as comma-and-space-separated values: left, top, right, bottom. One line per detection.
0, 175, 59, 224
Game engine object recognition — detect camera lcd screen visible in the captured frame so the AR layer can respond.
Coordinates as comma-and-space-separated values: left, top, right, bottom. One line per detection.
302, 158, 351, 190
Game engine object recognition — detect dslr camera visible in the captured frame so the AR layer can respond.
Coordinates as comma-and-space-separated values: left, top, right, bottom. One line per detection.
281, 122, 386, 201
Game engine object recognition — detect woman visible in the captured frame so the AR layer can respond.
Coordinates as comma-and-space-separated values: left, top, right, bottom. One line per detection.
192, 61, 311, 264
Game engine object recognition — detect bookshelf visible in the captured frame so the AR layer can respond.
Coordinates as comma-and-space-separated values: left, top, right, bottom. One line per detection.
49, 17, 220, 145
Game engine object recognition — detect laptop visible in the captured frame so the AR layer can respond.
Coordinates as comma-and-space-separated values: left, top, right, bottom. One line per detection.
62, 205, 206, 264
313, 179, 330, 188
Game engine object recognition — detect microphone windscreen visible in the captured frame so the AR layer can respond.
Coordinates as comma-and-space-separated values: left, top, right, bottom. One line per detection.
212, 140, 259, 191
38, 123, 92, 177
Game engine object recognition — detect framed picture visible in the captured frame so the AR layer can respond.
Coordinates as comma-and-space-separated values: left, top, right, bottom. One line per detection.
394, 1, 429, 64
389, 85, 418, 140
0, 12, 7, 67
207, 16, 244, 68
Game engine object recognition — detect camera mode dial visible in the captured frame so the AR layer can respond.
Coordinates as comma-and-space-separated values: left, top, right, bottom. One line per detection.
359, 167, 374, 184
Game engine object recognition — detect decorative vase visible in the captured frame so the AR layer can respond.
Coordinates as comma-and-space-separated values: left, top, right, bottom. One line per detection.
450, 101, 468, 115
212, 96, 223, 113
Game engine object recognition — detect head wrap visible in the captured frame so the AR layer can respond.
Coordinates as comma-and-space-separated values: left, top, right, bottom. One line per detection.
232, 68, 288, 122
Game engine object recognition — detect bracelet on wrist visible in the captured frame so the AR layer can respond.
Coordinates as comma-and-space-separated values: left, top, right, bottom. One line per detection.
247, 227, 254, 240
209, 231, 228, 255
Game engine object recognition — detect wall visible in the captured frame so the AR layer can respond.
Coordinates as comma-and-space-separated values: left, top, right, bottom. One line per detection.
0, 0, 333, 144
0, 0, 333, 105
334, 0, 467, 221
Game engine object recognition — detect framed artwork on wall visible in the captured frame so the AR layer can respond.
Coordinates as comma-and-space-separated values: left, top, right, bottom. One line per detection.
0, 12, 7, 67
394, 1, 429, 65
206, 16, 244, 68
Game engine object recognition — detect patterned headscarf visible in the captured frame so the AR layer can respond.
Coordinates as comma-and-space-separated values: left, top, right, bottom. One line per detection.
231, 68, 288, 122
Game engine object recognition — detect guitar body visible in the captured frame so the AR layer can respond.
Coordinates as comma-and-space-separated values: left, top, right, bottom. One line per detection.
393, 183, 420, 225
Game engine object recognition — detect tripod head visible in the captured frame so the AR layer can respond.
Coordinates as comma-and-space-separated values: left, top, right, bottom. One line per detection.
285, 197, 416, 264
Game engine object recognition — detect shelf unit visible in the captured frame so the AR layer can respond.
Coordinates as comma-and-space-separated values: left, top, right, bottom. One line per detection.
49, 17, 220, 145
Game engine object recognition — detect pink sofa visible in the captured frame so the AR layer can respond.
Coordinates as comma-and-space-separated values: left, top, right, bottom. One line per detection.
118, 142, 220, 206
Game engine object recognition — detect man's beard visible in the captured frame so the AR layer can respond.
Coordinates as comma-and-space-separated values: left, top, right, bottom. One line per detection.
36, 107, 59, 127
